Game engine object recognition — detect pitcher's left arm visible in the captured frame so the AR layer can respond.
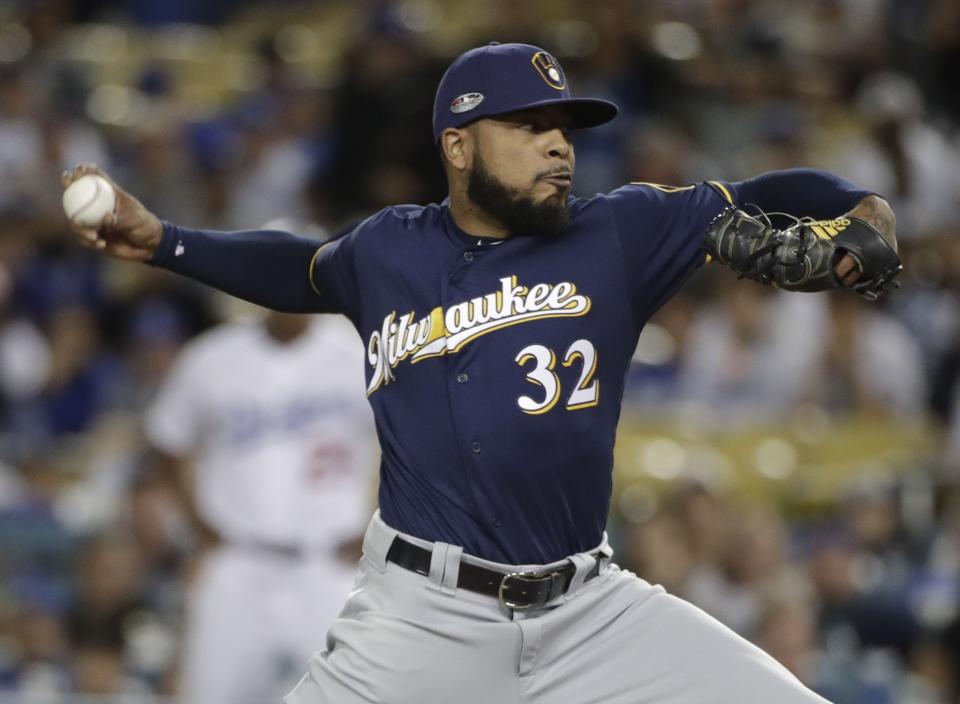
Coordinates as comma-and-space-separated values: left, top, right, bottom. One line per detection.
703, 169, 902, 300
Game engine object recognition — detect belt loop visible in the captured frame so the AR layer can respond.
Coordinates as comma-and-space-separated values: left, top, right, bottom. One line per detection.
565, 553, 595, 595
426, 542, 462, 595
427, 542, 449, 592
440, 545, 462, 595
598, 532, 614, 561
361, 510, 395, 571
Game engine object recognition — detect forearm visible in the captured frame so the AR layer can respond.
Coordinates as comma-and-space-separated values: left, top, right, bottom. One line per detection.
149, 223, 322, 313
729, 168, 875, 220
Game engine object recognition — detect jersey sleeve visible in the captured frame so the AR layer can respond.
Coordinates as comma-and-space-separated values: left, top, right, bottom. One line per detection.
151, 224, 327, 313
144, 345, 207, 457
605, 181, 731, 324
308, 227, 360, 320
717, 168, 874, 219
308, 208, 402, 323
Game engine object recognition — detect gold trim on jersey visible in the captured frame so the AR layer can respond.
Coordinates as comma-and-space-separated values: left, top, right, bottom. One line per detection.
705, 181, 735, 263
629, 181, 697, 193
708, 180, 735, 204
629, 181, 733, 264
365, 276, 592, 396
308, 242, 333, 297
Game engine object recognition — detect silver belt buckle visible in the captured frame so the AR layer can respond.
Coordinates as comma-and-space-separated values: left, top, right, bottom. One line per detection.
498, 569, 555, 610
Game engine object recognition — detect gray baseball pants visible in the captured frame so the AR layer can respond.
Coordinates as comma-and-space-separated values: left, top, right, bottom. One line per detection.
284, 511, 829, 704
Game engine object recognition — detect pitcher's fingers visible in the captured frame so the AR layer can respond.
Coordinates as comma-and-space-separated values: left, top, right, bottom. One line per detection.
836, 254, 862, 281
67, 221, 102, 246
74, 163, 103, 176
74, 235, 102, 251
834, 255, 854, 276
62, 167, 83, 188
63, 164, 95, 188
63, 163, 110, 188
841, 269, 862, 286
836, 254, 862, 286
76, 163, 122, 193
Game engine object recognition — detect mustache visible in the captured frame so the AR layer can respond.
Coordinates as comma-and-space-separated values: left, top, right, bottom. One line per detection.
535, 168, 573, 186
537, 167, 573, 181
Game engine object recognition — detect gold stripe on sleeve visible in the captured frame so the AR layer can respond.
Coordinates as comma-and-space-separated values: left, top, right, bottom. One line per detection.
708, 180, 734, 204
308, 242, 332, 297
629, 181, 697, 193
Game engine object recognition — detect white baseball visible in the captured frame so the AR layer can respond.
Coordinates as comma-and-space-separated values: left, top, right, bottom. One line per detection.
62, 174, 116, 227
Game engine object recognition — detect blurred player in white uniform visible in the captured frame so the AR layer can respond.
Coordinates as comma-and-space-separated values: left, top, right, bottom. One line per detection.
145, 310, 376, 704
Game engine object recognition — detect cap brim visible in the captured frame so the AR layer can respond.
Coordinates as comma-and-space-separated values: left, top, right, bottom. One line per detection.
493, 97, 619, 129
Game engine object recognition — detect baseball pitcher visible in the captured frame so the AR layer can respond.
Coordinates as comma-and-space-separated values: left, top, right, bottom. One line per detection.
63, 43, 900, 704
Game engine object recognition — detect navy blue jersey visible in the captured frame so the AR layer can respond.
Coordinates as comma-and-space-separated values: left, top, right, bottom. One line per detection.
308, 182, 730, 563
154, 169, 871, 564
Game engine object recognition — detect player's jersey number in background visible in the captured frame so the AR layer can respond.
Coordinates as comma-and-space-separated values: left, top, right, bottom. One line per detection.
514, 339, 599, 414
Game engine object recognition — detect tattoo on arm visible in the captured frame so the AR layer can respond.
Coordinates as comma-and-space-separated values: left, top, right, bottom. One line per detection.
846, 195, 897, 252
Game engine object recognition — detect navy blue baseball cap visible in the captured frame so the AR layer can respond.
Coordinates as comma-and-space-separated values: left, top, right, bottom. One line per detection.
432, 42, 619, 142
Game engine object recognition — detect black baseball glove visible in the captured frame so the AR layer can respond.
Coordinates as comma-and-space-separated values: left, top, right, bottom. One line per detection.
703, 207, 902, 301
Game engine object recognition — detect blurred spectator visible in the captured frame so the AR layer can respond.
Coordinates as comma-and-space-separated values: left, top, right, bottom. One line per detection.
119, 113, 203, 227
0, 601, 70, 698
219, 36, 334, 230
325, 18, 445, 218
122, 468, 188, 612
37, 305, 119, 437
811, 293, 926, 417
674, 278, 925, 421
624, 509, 695, 595
676, 279, 824, 421
0, 451, 74, 580
922, 0, 960, 122
756, 596, 904, 704
71, 642, 152, 698
0, 60, 107, 230
66, 532, 149, 652
684, 506, 808, 638
807, 521, 921, 662
835, 71, 960, 242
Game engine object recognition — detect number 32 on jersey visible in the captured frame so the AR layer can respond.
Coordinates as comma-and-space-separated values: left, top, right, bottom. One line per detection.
514, 339, 599, 414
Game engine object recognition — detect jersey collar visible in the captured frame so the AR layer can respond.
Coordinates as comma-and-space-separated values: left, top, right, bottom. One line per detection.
442, 198, 510, 250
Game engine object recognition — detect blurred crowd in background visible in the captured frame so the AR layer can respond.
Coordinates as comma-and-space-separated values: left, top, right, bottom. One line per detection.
1, 0, 960, 702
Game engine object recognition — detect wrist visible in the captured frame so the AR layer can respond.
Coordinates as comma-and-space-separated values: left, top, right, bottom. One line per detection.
146, 216, 164, 251
147, 222, 180, 266
846, 195, 897, 252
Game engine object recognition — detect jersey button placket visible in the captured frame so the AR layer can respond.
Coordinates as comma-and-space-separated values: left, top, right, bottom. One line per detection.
456, 372, 469, 383
462, 251, 474, 262
470, 441, 481, 454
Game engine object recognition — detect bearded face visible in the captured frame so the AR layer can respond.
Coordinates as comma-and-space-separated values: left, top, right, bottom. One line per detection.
466, 149, 572, 238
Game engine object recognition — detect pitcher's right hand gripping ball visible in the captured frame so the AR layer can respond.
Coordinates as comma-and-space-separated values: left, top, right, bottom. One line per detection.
61, 164, 163, 261
703, 207, 903, 300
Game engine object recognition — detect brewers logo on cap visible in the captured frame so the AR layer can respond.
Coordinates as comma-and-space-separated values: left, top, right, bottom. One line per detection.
531, 51, 565, 90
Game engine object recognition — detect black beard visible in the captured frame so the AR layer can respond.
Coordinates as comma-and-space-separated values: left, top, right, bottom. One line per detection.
466, 155, 571, 238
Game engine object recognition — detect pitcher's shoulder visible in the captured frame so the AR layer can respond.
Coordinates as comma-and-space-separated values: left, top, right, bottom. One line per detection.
355, 203, 446, 235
